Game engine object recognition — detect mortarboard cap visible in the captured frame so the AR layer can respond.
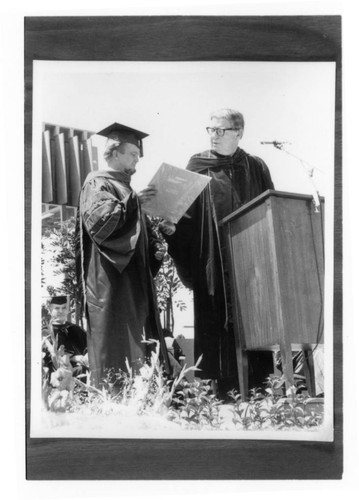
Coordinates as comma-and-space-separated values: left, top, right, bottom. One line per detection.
49, 296, 68, 305
97, 122, 149, 157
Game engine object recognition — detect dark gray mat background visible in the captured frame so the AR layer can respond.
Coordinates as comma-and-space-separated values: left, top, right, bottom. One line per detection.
25, 16, 342, 480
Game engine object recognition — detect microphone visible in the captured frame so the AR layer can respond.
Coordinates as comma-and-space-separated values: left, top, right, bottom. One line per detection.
260, 140, 321, 212
260, 141, 291, 150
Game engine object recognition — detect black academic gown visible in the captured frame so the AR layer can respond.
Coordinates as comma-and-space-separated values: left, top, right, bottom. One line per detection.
164, 148, 274, 390
76, 170, 167, 388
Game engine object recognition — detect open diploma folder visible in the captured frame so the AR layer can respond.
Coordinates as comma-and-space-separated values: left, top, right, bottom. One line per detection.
141, 163, 211, 223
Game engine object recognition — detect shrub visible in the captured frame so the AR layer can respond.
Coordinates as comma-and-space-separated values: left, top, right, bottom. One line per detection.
228, 375, 324, 430
42, 338, 324, 432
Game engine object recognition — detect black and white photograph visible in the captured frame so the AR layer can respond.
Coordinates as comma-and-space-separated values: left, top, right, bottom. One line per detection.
31, 56, 335, 440
20, 13, 347, 482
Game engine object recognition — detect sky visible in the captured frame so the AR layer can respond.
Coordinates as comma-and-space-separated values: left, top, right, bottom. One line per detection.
34, 60, 336, 197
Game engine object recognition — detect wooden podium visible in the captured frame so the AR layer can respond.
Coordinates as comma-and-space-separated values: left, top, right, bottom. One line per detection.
220, 190, 324, 398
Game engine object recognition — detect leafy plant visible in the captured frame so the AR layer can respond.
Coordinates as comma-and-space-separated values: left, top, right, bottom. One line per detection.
168, 379, 223, 430
44, 338, 179, 416
42, 216, 78, 298
42, 333, 324, 432
228, 375, 324, 430
150, 217, 187, 330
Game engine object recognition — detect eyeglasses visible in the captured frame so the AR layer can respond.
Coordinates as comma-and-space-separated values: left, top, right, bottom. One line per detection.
206, 127, 239, 137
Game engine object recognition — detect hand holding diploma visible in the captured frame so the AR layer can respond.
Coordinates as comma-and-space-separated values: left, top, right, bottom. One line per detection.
159, 220, 176, 235
154, 242, 167, 260
137, 185, 157, 205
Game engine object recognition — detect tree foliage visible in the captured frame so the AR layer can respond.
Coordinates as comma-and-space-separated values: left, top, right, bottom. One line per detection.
150, 217, 187, 330
42, 215, 78, 298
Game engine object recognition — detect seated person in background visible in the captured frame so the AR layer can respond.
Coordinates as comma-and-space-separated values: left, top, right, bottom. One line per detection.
42, 296, 88, 378
163, 328, 186, 378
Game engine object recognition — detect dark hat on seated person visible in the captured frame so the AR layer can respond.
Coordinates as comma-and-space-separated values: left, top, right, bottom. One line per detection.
98, 122, 149, 157
49, 296, 68, 305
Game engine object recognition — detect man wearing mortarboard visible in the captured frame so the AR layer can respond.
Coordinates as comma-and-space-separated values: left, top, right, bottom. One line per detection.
42, 295, 88, 377
76, 123, 169, 388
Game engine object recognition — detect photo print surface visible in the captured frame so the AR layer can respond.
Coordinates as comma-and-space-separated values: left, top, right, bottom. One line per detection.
31, 60, 335, 441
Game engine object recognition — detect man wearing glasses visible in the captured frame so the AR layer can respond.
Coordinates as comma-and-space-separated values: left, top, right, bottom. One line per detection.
160, 108, 274, 399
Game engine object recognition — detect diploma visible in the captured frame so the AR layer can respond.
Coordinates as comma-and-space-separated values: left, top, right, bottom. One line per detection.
141, 162, 211, 223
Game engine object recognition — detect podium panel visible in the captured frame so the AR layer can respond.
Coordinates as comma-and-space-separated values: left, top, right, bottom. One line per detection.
221, 190, 324, 396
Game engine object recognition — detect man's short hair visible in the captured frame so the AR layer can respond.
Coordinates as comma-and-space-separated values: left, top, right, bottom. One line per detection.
103, 141, 128, 160
209, 108, 245, 130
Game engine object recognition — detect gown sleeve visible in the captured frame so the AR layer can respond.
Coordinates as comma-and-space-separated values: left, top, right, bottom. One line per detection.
253, 156, 275, 190
80, 177, 138, 246
79, 176, 142, 274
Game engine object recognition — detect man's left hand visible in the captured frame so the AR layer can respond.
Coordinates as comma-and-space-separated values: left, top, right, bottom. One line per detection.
154, 243, 166, 261
138, 185, 157, 205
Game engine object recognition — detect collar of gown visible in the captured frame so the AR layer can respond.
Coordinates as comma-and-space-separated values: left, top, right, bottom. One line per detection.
188, 147, 247, 173
85, 169, 132, 185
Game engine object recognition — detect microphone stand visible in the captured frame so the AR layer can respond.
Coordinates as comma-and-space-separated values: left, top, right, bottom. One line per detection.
261, 141, 322, 212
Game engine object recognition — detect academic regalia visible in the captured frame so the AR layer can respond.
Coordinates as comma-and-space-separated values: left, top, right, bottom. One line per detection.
76, 166, 166, 387
164, 148, 274, 393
